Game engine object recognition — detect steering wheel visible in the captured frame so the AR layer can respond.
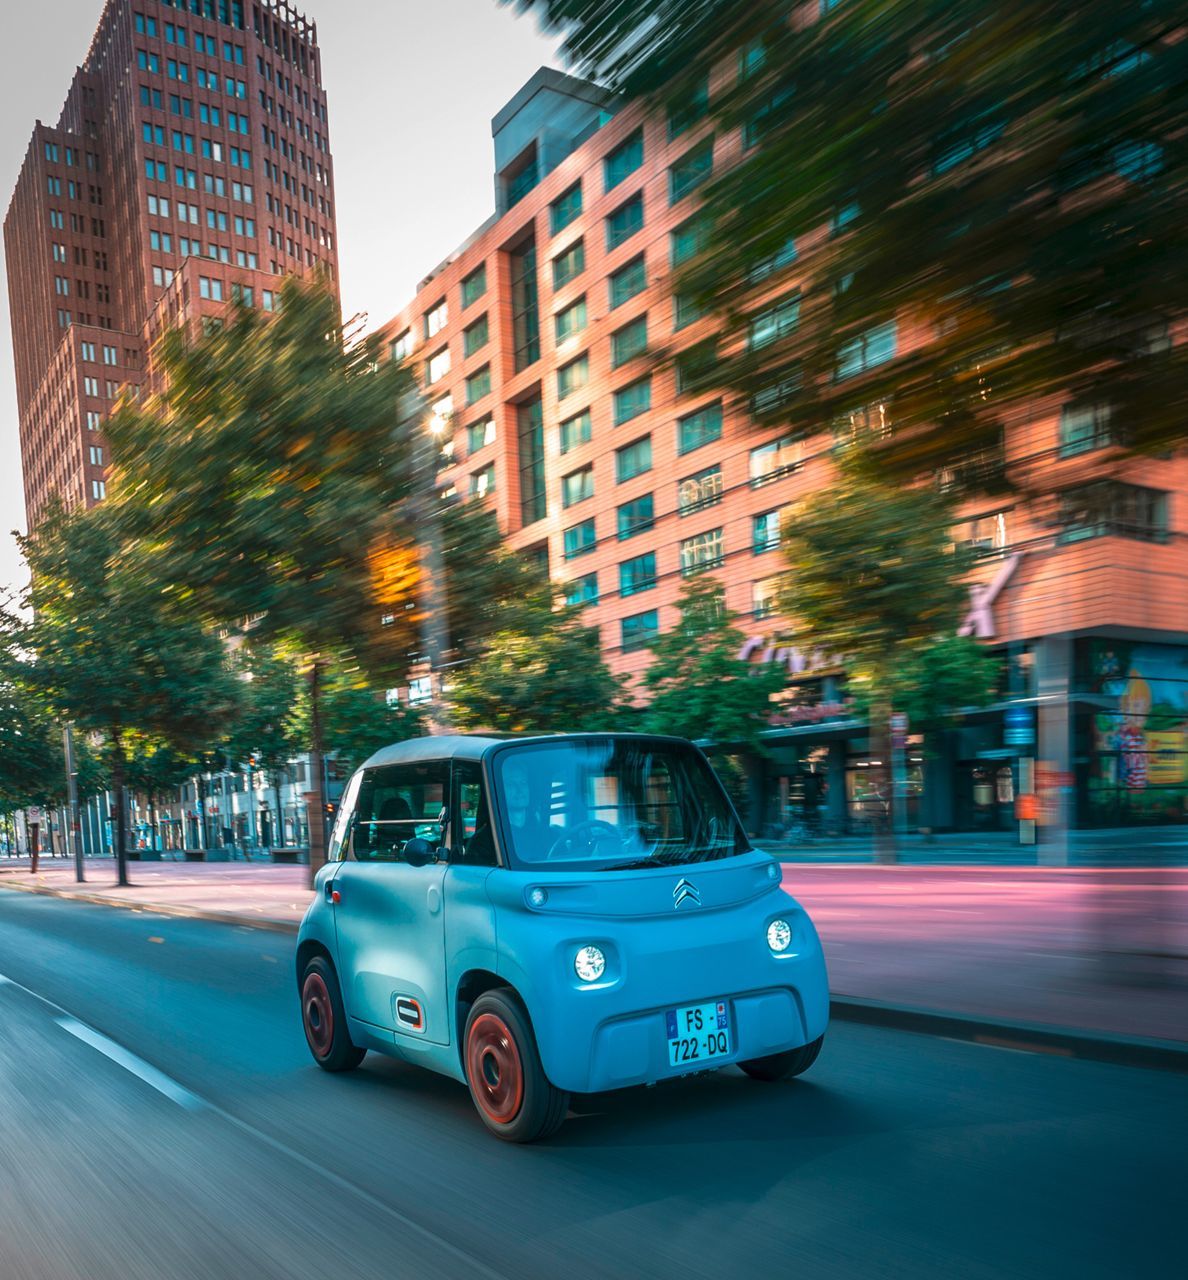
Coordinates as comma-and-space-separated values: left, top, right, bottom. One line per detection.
546, 820, 622, 860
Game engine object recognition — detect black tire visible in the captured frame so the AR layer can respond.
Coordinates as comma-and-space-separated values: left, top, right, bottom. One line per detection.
463, 989, 569, 1142
739, 1034, 824, 1083
300, 955, 366, 1072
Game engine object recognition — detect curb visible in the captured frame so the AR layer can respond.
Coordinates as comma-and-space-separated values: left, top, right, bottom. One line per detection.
0, 879, 303, 934
830, 995, 1188, 1075
4, 880, 1185, 1073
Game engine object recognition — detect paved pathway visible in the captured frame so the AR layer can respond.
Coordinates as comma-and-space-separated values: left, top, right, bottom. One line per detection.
2, 856, 1185, 1044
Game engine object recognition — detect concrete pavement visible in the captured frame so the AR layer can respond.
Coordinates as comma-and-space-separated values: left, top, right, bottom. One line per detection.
2, 856, 1184, 1053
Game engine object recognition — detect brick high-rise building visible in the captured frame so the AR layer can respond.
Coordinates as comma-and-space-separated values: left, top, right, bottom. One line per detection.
378, 67, 1187, 836
5, 0, 337, 530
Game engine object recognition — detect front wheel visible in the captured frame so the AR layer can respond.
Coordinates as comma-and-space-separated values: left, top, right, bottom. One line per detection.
740, 1034, 823, 1083
464, 990, 569, 1142
300, 956, 366, 1072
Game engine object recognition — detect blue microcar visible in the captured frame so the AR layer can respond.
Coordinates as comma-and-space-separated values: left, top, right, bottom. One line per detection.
296, 733, 829, 1142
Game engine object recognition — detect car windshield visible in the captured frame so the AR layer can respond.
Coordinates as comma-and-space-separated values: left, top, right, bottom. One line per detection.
492, 738, 748, 870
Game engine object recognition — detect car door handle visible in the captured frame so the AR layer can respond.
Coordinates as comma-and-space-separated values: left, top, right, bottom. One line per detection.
325, 882, 340, 905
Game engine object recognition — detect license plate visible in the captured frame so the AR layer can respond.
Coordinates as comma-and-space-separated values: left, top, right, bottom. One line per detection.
665, 1000, 730, 1068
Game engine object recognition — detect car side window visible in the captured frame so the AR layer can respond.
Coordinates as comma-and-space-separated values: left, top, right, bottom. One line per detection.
327, 770, 362, 862
452, 761, 498, 867
350, 762, 449, 863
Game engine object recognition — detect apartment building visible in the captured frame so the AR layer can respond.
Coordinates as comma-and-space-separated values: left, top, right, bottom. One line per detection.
378, 67, 1187, 836
5, 0, 337, 530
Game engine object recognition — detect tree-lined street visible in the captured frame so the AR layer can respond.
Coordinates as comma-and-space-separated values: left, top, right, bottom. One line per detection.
0, 891, 1180, 1280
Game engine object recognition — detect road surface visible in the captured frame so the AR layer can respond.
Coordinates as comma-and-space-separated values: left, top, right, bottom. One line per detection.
0, 892, 1179, 1279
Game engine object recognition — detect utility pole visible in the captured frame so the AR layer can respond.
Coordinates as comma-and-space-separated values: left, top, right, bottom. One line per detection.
62, 724, 85, 883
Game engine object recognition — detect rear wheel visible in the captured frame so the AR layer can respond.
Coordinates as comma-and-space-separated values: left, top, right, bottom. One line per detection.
739, 1034, 823, 1083
301, 956, 365, 1072
464, 990, 568, 1142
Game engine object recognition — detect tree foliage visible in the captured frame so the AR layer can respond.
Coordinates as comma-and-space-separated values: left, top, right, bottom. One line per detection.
445, 596, 627, 734
641, 576, 784, 752
512, 0, 1187, 477
13, 505, 238, 882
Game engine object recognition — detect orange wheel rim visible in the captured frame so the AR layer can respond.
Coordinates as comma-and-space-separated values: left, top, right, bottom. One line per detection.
467, 1013, 524, 1124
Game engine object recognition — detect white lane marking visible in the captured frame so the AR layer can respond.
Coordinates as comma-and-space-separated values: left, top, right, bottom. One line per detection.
56, 1017, 204, 1110
0, 968, 509, 1279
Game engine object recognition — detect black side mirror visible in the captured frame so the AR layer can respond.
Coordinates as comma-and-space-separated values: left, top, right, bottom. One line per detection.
402, 836, 437, 867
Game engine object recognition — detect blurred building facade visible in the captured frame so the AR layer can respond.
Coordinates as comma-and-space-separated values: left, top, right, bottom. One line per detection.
5, 0, 338, 531
377, 67, 1187, 837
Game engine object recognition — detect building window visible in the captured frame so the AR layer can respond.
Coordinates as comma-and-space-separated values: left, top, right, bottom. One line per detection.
426, 347, 451, 384
465, 365, 491, 405
751, 367, 802, 417
669, 139, 714, 204
604, 129, 643, 192
615, 436, 652, 484
563, 517, 597, 560
619, 552, 657, 597
461, 264, 487, 308
749, 293, 801, 350
609, 255, 646, 308
675, 339, 718, 395
91, 479, 107, 500
617, 493, 654, 541
677, 402, 723, 455
552, 239, 585, 289
430, 394, 453, 435
565, 572, 598, 608
390, 329, 413, 362
510, 240, 540, 372
562, 465, 594, 508
467, 418, 496, 453
554, 296, 588, 344
1060, 403, 1118, 457
674, 292, 705, 330
86, 411, 101, 430
557, 353, 589, 400
667, 76, 709, 140
463, 314, 489, 357
747, 236, 798, 284
560, 410, 591, 455
753, 510, 783, 554
89, 445, 104, 466
836, 321, 897, 380
425, 298, 448, 338
80, 341, 96, 362
671, 215, 710, 267
606, 193, 644, 251
614, 376, 652, 426
469, 463, 495, 499
611, 315, 647, 367
749, 435, 802, 485
550, 183, 583, 235
1058, 481, 1168, 544
621, 609, 659, 652
753, 577, 781, 620
680, 528, 725, 576
678, 464, 723, 515
83, 376, 100, 396
517, 395, 546, 526
962, 511, 1010, 558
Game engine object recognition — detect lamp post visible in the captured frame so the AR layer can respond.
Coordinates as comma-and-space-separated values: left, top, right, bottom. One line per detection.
62, 723, 85, 883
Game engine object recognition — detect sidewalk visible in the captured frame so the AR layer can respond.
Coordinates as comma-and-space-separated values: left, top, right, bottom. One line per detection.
2, 856, 1185, 1055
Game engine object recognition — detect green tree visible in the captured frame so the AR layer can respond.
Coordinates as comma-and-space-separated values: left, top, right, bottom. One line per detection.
445, 595, 628, 734
512, 0, 1186, 474
14, 505, 238, 885
642, 576, 784, 753
103, 277, 418, 875
779, 463, 982, 857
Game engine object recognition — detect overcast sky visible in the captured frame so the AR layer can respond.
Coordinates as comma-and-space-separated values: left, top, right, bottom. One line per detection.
0, 0, 563, 601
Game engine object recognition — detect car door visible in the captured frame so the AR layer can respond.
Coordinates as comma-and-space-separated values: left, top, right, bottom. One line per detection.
330, 759, 451, 1045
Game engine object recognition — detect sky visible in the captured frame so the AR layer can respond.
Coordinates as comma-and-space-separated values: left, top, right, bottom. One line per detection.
0, 0, 564, 602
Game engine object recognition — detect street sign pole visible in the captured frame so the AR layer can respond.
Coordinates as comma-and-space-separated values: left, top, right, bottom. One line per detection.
890, 712, 909, 836
62, 723, 85, 883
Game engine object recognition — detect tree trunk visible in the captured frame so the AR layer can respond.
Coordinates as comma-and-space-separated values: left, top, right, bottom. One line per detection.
869, 700, 897, 864
110, 735, 130, 887
308, 658, 326, 886
149, 792, 159, 856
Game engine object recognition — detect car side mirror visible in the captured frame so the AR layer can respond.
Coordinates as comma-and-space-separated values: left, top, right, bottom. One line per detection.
402, 836, 437, 867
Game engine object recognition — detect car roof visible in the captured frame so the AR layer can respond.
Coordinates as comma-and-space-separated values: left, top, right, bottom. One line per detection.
359, 731, 695, 771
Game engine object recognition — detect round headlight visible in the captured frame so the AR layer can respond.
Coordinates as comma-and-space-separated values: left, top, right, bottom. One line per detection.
528, 886, 548, 908
767, 861, 780, 881
574, 945, 606, 982
767, 918, 792, 953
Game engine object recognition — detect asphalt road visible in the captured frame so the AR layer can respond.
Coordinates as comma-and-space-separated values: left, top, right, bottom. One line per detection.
0, 893, 1180, 1280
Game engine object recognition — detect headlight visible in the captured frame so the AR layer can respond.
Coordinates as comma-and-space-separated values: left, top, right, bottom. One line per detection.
767, 861, 780, 881
767, 918, 792, 953
574, 945, 606, 982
